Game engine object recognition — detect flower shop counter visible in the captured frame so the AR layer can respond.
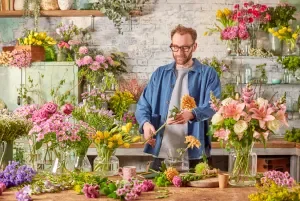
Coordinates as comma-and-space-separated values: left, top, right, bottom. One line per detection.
3, 187, 257, 201
88, 140, 300, 182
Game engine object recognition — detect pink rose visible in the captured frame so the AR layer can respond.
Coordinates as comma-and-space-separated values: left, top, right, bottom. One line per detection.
43, 102, 58, 114
32, 110, 49, 123
61, 103, 74, 115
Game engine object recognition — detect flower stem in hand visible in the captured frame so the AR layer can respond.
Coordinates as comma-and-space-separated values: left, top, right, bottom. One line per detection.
143, 122, 167, 145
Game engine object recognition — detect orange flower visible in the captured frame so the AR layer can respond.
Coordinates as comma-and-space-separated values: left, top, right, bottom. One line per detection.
181, 95, 197, 111
185, 136, 201, 149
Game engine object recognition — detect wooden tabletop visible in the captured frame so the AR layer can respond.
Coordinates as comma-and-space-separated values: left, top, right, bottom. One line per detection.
3, 186, 257, 201
90, 139, 297, 149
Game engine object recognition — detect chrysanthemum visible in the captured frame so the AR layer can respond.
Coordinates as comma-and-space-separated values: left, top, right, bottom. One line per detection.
181, 95, 197, 111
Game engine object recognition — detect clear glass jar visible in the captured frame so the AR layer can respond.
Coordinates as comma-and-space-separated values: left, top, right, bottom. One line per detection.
93, 155, 119, 176
244, 64, 252, 84
228, 142, 257, 187
74, 154, 92, 172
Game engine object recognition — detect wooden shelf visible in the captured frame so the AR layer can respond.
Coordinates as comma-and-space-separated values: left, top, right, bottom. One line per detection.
0, 10, 105, 17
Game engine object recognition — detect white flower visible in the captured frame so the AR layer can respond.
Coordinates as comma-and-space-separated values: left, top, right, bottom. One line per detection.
211, 113, 224, 125
234, 120, 248, 135
267, 119, 280, 132
221, 97, 233, 106
256, 97, 268, 108
253, 131, 261, 139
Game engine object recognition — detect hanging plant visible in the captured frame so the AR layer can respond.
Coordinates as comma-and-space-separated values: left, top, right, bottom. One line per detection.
23, 0, 42, 31
92, 0, 148, 34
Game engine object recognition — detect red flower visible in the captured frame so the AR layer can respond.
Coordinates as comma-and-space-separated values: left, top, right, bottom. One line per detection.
265, 13, 271, 21
252, 10, 260, 18
247, 8, 253, 14
244, 2, 249, 8
260, 5, 267, 12
248, 17, 254, 23
234, 4, 239, 10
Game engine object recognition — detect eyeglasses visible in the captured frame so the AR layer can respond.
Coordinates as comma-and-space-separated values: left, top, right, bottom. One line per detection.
169, 43, 194, 52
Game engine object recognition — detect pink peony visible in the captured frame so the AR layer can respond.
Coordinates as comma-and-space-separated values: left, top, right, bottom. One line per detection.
106, 56, 114, 65
95, 55, 106, 64
78, 46, 88, 55
83, 56, 93, 65
89, 61, 101, 71
61, 103, 74, 115
42, 102, 58, 114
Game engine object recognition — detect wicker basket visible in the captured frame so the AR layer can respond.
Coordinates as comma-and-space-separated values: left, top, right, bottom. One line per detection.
40, 0, 59, 10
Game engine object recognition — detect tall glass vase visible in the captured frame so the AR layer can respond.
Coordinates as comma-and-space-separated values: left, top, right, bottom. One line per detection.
74, 150, 92, 172
269, 32, 283, 56
228, 142, 257, 186
52, 149, 72, 174
93, 146, 119, 176
2, 140, 13, 169
0, 141, 7, 170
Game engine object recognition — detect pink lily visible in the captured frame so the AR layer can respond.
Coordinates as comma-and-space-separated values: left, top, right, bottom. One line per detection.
274, 110, 289, 127
220, 102, 245, 121
250, 104, 275, 129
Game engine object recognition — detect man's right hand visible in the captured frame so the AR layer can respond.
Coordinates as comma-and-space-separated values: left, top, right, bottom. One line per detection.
143, 122, 156, 147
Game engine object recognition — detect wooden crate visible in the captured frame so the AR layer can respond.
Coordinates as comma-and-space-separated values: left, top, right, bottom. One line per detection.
2, 45, 45, 62
257, 157, 290, 173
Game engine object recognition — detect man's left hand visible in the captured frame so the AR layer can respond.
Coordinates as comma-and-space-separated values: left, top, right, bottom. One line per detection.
167, 110, 194, 125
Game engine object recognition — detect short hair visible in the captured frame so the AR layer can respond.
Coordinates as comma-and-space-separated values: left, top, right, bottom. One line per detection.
171, 24, 197, 42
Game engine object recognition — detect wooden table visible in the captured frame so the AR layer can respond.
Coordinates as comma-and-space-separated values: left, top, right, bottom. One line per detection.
3, 187, 257, 201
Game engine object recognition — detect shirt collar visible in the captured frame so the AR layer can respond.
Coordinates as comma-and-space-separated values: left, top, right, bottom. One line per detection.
165, 58, 203, 73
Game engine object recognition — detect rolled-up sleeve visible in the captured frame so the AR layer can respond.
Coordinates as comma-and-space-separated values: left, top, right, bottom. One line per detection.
192, 69, 221, 122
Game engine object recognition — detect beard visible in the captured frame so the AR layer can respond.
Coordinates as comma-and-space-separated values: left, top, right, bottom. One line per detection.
173, 51, 193, 66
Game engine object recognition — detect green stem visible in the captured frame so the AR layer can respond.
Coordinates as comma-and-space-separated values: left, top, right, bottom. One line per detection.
143, 122, 167, 145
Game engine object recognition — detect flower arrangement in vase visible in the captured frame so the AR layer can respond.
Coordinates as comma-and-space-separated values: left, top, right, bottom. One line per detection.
75, 46, 127, 85
209, 84, 288, 186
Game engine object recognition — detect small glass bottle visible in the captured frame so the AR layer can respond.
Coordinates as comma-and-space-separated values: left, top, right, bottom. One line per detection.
244, 64, 252, 84
283, 69, 290, 84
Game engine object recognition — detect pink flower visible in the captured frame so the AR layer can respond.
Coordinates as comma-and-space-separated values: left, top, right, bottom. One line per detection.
242, 85, 255, 103
83, 56, 93, 65
79, 46, 88, 55
43, 102, 58, 114
265, 13, 271, 21
75, 58, 84, 67
248, 17, 254, 23
95, 55, 106, 64
106, 56, 114, 66
250, 104, 275, 129
89, 61, 101, 71
61, 103, 74, 115
243, 2, 249, 8
213, 128, 230, 141
220, 102, 245, 121
172, 176, 182, 187
274, 110, 289, 127
32, 110, 49, 123
260, 5, 267, 12
234, 4, 239, 10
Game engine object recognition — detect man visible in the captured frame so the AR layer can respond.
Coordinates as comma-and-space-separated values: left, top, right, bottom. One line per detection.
135, 25, 221, 170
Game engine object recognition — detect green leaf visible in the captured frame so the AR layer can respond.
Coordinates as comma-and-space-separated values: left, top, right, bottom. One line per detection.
34, 140, 43, 150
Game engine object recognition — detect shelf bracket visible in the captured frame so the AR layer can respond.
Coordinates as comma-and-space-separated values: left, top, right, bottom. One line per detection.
90, 15, 95, 32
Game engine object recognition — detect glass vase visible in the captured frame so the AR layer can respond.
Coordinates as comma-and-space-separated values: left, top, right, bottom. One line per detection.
94, 146, 119, 176
269, 29, 283, 56
2, 140, 13, 170
57, 50, 67, 62
74, 154, 92, 172
164, 148, 189, 172
52, 149, 72, 174
227, 39, 241, 56
0, 141, 7, 170
228, 142, 257, 186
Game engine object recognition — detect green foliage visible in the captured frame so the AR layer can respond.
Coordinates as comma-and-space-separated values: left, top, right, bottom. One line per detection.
108, 91, 136, 119
277, 56, 300, 74
154, 173, 171, 187
92, 0, 148, 34
261, 4, 297, 31
284, 128, 300, 143
256, 63, 268, 83
13, 144, 25, 165
17, 75, 44, 105
44, 46, 56, 61
199, 56, 229, 77
221, 84, 235, 100
101, 71, 118, 91
50, 78, 76, 107
195, 162, 209, 175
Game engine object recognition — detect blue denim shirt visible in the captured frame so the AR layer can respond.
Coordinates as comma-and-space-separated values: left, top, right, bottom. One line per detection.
135, 58, 221, 159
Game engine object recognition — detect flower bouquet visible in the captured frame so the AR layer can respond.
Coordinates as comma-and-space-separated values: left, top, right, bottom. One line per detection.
92, 123, 141, 176
209, 84, 288, 186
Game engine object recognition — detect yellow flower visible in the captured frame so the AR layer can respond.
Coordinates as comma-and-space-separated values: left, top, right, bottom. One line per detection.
103, 131, 110, 139
278, 29, 285, 34
185, 136, 201, 149
74, 185, 82, 194
117, 139, 124, 145
108, 137, 113, 142
292, 33, 298, 39
94, 138, 100, 144
223, 8, 231, 16
108, 142, 114, 149
268, 28, 274, 33
287, 28, 292, 32
273, 32, 279, 37
123, 143, 130, 148
36, 41, 42, 46
96, 131, 104, 139
278, 36, 283, 40
283, 27, 287, 31
216, 10, 223, 18
114, 133, 122, 141
132, 136, 141, 142
181, 94, 197, 111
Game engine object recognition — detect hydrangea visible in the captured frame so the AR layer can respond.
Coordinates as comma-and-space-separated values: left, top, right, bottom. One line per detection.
0, 162, 36, 188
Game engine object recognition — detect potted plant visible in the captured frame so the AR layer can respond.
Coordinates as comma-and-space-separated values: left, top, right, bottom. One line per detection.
277, 55, 300, 76
92, 0, 148, 34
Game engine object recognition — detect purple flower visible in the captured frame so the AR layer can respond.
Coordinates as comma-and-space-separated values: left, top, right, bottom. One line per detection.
15, 186, 32, 201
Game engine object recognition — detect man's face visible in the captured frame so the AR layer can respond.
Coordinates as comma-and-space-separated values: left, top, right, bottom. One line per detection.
171, 33, 197, 65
